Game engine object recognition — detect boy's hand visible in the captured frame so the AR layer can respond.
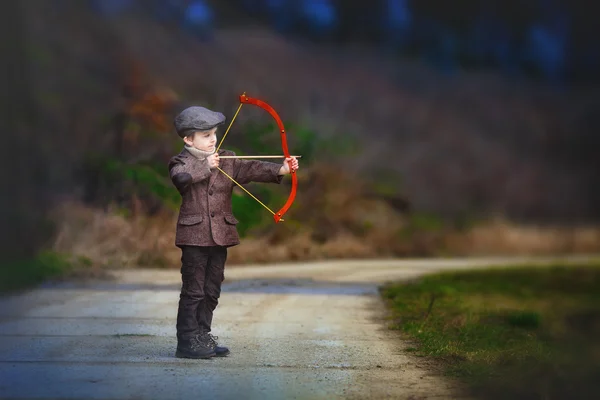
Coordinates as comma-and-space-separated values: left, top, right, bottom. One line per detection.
207, 153, 220, 169
279, 157, 299, 175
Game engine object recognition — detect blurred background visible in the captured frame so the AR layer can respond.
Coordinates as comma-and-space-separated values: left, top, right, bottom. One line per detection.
1, 0, 599, 281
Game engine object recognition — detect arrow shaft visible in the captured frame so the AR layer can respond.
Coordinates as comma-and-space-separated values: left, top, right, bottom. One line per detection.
219, 155, 302, 159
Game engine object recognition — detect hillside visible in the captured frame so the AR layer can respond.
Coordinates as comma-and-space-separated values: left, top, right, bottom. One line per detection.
15, 3, 600, 266
32, 4, 598, 221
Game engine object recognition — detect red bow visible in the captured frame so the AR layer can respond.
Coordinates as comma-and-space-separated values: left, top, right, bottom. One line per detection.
215, 92, 298, 223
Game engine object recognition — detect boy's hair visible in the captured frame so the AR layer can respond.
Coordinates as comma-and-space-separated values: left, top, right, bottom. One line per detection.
183, 131, 197, 140
184, 127, 217, 141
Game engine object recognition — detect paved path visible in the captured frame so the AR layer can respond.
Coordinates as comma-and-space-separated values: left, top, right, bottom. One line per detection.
0, 256, 595, 399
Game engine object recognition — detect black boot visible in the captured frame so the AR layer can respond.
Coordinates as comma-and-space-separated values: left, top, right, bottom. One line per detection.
175, 335, 216, 359
200, 332, 230, 357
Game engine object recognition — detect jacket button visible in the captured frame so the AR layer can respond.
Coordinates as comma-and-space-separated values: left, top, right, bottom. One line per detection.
211, 212, 215, 218
209, 190, 213, 196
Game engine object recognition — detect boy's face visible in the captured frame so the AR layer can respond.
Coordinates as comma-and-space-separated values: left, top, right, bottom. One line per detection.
183, 127, 217, 152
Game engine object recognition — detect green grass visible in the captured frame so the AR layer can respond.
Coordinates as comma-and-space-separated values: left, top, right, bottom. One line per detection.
0, 252, 91, 294
380, 262, 600, 400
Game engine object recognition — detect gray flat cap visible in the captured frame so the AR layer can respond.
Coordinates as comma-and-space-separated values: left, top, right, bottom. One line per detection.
174, 106, 226, 137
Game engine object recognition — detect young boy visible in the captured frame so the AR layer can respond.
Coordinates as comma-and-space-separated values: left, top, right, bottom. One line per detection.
168, 105, 299, 359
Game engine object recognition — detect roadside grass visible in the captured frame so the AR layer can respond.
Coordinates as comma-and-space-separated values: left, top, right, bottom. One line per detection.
0, 252, 94, 295
380, 262, 600, 400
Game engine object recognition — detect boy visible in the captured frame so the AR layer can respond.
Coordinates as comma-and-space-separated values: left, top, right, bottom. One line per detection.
168, 105, 299, 359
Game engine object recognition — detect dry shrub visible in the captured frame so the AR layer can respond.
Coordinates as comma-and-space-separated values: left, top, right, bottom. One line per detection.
227, 233, 375, 264
444, 216, 600, 256
319, 234, 376, 258
226, 233, 320, 264
48, 167, 600, 268
50, 201, 600, 268
292, 163, 408, 239
50, 201, 180, 268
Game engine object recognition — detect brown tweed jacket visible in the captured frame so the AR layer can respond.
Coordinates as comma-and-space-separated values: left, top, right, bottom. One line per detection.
168, 148, 283, 247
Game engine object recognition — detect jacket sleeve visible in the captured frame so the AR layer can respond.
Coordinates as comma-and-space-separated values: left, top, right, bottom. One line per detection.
232, 153, 284, 185
168, 155, 212, 194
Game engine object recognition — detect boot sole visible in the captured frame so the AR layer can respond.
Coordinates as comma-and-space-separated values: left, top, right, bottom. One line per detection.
215, 349, 230, 357
175, 350, 216, 359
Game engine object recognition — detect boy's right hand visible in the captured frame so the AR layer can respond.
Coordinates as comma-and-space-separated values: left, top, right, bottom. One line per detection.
207, 153, 220, 169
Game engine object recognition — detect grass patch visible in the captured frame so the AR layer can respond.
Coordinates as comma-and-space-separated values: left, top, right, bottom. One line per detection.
380, 262, 600, 400
0, 252, 92, 294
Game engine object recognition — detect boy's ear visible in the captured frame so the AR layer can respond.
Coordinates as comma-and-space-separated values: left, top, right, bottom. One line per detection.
183, 134, 194, 146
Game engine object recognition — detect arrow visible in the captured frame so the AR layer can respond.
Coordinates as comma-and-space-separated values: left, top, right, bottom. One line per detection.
218, 155, 302, 159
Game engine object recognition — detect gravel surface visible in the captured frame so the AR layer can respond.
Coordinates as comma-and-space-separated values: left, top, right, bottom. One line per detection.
1, 256, 594, 399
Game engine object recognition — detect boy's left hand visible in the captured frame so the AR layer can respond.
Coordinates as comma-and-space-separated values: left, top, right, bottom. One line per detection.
279, 157, 299, 175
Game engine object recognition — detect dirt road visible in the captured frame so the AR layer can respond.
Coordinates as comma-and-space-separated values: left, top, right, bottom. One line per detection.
0, 256, 594, 399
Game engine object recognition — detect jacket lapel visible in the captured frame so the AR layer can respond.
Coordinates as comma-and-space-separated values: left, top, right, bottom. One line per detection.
207, 168, 219, 190
207, 150, 227, 190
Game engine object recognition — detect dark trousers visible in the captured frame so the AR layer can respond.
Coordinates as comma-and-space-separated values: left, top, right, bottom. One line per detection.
176, 245, 227, 341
